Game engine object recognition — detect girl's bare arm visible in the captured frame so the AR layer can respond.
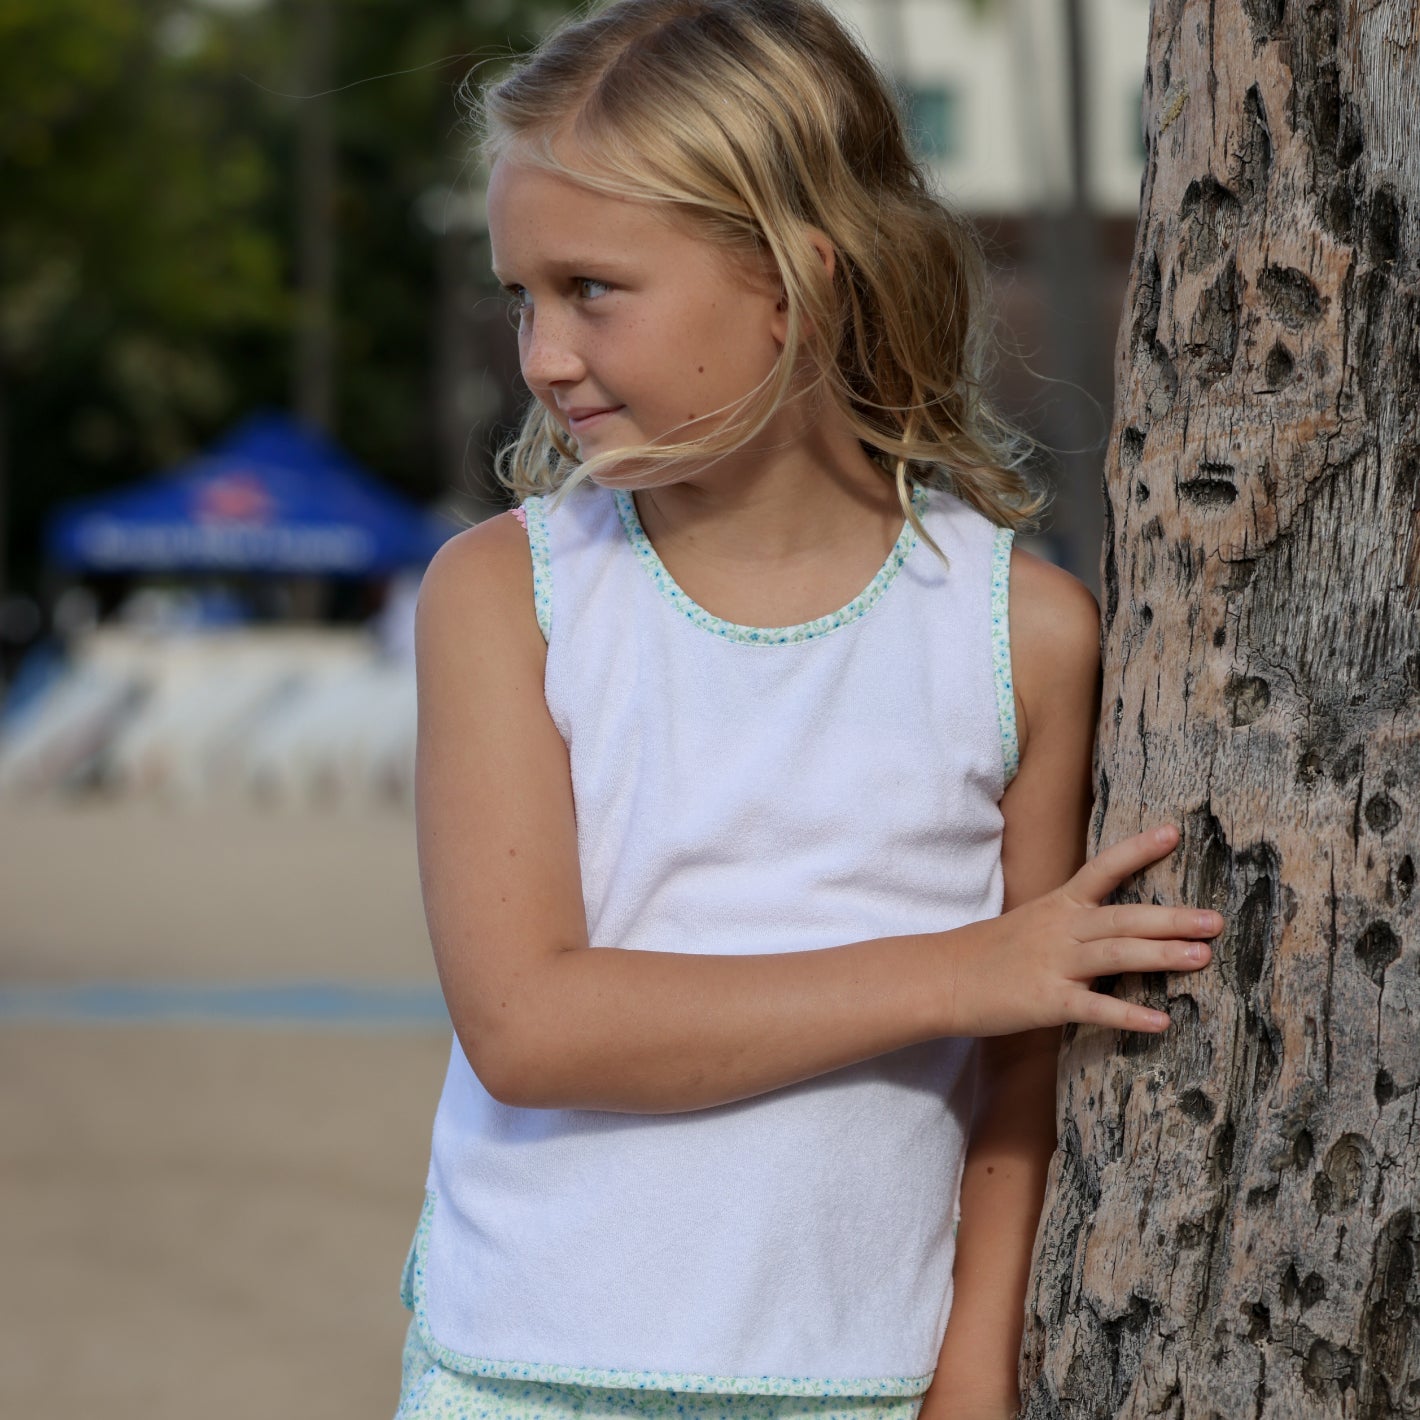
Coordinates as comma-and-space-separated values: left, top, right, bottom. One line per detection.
923, 547, 1100, 1417
417, 515, 1215, 1114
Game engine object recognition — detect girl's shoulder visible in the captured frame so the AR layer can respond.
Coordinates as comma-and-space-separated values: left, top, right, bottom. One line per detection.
1008, 543, 1099, 646
416, 509, 545, 663
421, 507, 535, 597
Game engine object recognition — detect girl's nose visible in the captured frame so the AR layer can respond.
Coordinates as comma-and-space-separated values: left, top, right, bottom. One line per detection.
519, 314, 585, 391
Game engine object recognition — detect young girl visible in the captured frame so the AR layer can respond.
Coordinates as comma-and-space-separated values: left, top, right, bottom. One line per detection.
398, 3, 1220, 1416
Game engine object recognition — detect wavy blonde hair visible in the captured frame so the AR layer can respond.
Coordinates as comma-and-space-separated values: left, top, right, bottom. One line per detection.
477, 0, 1046, 534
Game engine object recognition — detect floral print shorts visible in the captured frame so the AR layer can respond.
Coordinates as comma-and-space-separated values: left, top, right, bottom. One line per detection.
394, 1318, 927, 1420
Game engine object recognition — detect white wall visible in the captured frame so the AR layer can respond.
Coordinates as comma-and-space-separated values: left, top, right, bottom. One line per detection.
827, 0, 1149, 214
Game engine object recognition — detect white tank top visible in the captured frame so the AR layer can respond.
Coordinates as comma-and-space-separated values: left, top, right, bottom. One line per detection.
406, 480, 1018, 1397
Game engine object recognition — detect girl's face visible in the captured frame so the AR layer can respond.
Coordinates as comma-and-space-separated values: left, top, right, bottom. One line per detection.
486, 157, 786, 480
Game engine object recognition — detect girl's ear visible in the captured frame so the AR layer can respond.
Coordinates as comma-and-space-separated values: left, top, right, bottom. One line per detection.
770, 228, 837, 345
805, 228, 837, 283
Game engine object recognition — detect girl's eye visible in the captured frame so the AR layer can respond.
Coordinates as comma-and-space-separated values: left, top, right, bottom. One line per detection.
577, 278, 611, 300
504, 286, 532, 329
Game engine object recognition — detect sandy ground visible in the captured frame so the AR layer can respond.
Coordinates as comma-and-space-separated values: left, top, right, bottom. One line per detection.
0, 798, 447, 1419
2, 799, 432, 983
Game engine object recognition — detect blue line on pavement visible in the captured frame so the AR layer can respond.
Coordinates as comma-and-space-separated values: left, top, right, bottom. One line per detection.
0, 980, 449, 1031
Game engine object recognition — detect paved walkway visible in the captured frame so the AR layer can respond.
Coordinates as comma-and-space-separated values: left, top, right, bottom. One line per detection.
0, 801, 446, 1420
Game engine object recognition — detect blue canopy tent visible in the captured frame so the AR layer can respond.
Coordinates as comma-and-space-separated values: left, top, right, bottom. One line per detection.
46, 413, 457, 576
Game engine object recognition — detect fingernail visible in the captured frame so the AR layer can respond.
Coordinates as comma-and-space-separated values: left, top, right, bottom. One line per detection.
1152, 1011, 1171, 1029
1185, 942, 1204, 962
1199, 912, 1221, 932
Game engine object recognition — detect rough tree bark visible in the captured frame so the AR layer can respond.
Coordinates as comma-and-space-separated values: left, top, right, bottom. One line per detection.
1019, 2, 1419, 1417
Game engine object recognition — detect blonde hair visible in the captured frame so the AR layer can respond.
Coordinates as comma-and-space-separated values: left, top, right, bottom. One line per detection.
477, 0, 1046, 533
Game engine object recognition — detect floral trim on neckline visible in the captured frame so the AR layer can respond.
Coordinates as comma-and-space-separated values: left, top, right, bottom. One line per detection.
612, 484, 930, 646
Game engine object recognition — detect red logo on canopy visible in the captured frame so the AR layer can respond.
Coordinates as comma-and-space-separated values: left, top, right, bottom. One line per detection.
194, 472, 274, 524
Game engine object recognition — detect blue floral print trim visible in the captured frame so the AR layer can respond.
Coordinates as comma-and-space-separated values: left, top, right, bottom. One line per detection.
522, 497, 553, 642
612, 486, 930, 646
990, 527, 1019, 785
398, 1190, 933, 1398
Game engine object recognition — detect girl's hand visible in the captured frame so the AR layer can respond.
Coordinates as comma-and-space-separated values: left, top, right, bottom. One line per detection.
950, 823, 1219, 1037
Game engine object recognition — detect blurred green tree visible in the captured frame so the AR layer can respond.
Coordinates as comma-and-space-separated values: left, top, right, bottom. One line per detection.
0, 0, 564, 600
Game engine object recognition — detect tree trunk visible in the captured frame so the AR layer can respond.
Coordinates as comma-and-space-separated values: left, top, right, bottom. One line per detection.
1019, 2, 1420, 1417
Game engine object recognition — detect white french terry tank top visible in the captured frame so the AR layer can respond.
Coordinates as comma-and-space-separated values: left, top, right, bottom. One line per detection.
403, 480, 1019, 1397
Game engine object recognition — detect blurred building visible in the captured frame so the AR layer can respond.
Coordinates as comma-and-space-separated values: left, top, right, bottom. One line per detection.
829, 0, 1148, 215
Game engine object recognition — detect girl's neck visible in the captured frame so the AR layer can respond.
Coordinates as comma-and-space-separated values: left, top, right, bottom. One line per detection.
629, 419, 904, 569
621, 415, 914, 631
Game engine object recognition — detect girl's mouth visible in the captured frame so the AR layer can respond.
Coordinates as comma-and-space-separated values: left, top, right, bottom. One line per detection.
566, 405, 625, 433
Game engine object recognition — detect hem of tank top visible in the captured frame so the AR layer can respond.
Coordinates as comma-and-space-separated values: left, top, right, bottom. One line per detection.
989, 526, 1019, 785
609, 483, 931, 646
518, 497, 553, 641
399, 1188, 935, 1398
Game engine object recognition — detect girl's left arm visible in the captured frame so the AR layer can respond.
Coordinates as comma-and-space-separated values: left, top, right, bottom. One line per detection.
921, 546, 1102, 1419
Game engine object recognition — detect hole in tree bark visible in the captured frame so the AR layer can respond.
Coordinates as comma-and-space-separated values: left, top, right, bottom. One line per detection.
1360, 1208, 1419, 1418
1235, 873, 1274, 991
1234, 84, 1273, 200
1258, 264, 1325, 328
1253, 1024, 1279, 1094
1396, 447, 1420, 499
1313, 1133, 1371, 1214
1189, 259, 1241, 379
1365, 794, 1402, 835
1178, 1088, 1215, 1122
1214, 1118, 1236, 1177
1183, 808, 1231, 906
1241, 0, 1284, 38
1120, 426, 1147, 467
1181, 463, 1238, 506
1366, 187, 1401, 265
1132, 250, 1163, 352
1323, 181, 1355, 240
1264, 342, 1296, 387
1180, 177, 1240, 272
1355, 920, 1401, 985
1226, 674, 1271, 725
1337, 101, 1366, 167
1222, 557, 1257, 590
1180, 479, 1239, 506
1302, 1338, 1357, 1397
